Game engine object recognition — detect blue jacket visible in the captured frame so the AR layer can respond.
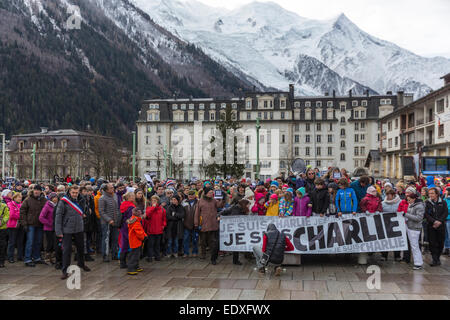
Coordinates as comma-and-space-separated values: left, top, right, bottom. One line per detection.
426, 176, 436, 188
336, 188, 358, 213
350, 180, 368, 211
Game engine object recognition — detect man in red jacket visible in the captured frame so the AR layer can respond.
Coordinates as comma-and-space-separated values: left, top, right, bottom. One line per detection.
252, 223, 294, 276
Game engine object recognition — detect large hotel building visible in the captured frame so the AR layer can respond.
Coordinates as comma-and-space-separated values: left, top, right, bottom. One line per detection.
136, 83, 419, 181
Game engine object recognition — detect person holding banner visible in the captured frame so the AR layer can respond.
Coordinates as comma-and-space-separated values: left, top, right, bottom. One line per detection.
252, 223, 294, 276
425, 187, 448, 266
381, 189, 402, 261
403, 192, 425, 270
335, 178, 357, 216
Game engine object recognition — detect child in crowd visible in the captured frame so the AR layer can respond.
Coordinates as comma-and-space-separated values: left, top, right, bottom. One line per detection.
144, 195, 166, 262
309, 178, 330, 217
292, 187, 312, 217
335, 178, 358, 215
6, 193, 23, 263
360, 186, 382, 213
127, 208, 147, 275
251, 193, 266, 216
39, 193, 58, 264
279, 189, 294, 217
264, 194, 279, 216
327, 183, 338, 216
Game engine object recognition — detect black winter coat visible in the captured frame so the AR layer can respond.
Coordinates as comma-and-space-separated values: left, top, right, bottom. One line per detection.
310, 188, 330, 215
166, 204, 185, 240
425, 198, 448, 230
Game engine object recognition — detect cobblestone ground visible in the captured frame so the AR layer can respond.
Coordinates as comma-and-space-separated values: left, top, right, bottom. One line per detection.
0, 251, 449, 300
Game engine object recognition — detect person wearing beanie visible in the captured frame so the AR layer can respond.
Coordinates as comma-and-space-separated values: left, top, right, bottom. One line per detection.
231, 184, 246, 206
279, 189, 294, 217
402, 191, 425, 270
360, 186, 382, 213
6, 192, 23, 263
264, 194, 279, 216
0, 195, 10, 267
1, 189, 12, 205
293, 187, 312, 217
39, 192, 59, 264
244, 187, 255, 209
251, 193, 267, 216
309, 178, 330, 217
126, 208, 147, 275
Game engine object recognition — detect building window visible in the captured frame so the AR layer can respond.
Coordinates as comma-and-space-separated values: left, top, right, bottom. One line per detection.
316, 123, 321, 131
264, 112, 268, 120
437, 99, 445, 113
305, 101, 311, 107
305, 160, 310, 166
210, 112, 215, 121
270, 112, 274, 119
328, 134, 333, 143
354, 147, 359, 156
316, 147, 321, 156
355, 123, 359, 131
281, 135, 285, 144
146, 160, 151, 167
360, 110, 365, 118
264, 101, 268, 108
329, 123, 333, 131
280, 100, 286, 108
156, 125, 161, 133
360, 147, 365, 155
294, 135, 299, 143
247, 112, 251, 120
305, 123, 310, 131
61, 140, 67, 149
354, 134, 359, 142
395, 137, 398, 146
340, 129, 345, 137
316, 160, 321, 167
146, 125, 151, 133
305, 147, 310, 156
438, 124, 444, 137
281, 111, 285, 119
316, 135, 321, 143
360, 134, 365, 141
221, 103, 226, 109
305, 135, 310, 143
145, 136, 149, 145
148, 113, 153, 121
189, 104, 194, 110
352, 101, 358, 107
246, 100, 252, 109
354, 110, 359, 118
340, 117, 345, 123
157, 136, 162, 145
210, 103, 216, 109
360, 122, 365, 129
388, 138, 392, 148
294, 124, 299, 132
340, 141, 346, 148
362, 101, 367, 107
340, 153, 345, 161
246, 136, 251, 144
260, 135, 264, 143
294, 147, 299, 156
258, 112, 262, 119
327, 101, 333, 107
316, 101, 322, 107
388, 121, 392, 131
340, 105, 346, 112
394, 119, 398, 129
294, 102, 300, 108
199, 104, 205, 110
232, 103, 237, 109
327, 147, 332, 156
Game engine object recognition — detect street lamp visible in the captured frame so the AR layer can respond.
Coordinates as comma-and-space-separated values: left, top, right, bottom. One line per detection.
0, 133, 5, 180
256, 117, 261, 180
132, 130, 136, 182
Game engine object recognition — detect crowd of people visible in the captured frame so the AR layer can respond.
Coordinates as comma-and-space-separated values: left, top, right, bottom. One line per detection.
0, 167, 449, 278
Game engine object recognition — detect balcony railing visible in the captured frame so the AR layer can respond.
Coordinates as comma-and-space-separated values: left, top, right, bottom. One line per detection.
416, 119, 424, 125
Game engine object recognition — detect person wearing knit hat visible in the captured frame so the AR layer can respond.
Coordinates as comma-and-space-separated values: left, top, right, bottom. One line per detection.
286, 188, 294, 194
1, 189, 12, 200
366, 186, 377, 196
203, 181, 212, 189
39, 192, 59, 264
270, 181, 279, 188
405, 186, 416, 196
264, 193, 279, 216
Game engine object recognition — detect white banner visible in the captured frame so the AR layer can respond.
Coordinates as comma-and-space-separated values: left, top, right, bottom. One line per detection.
219, 213, 408, 254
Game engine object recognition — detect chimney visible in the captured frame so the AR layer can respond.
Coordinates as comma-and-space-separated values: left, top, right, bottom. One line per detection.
386, 91, 392, 95
253, 85, 256, 92
40, 127, 48, 134
348, 89, 352, 98
440, 73, 450, 86
289, 84, 294, 99
397, 91, 404, 108
324, 92, 329, 96
332, 90, 336, 98
366, 89, 369, 97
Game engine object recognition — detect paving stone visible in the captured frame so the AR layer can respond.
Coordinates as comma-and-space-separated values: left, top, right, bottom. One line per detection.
394, 293, 423, 300
302, 280, 328, 292
316, 291, 343, 300
255, 279, 280, 290
186, 288, 218, 300
232, 279, 258, 289
212, 289, 242, 300
160, 287, 195, 300
264, 289, 291, 300
368, 293, 397, 300
342, 292, 370, 300
326, 280, 353, 292
209, 279, 237, 289
420, 294, 449, 300
313, 272, 337, 281
136, 287, 172, 299
290, 291, 317, 300
280, 280, 303, 291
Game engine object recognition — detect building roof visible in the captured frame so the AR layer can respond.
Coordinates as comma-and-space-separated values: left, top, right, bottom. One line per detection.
12, 129, 106, 138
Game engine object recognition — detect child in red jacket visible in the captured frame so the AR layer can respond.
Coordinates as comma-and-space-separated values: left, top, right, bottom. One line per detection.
127, 208, 147, 275
145, 195, 167, 262
360, 186, 382, 213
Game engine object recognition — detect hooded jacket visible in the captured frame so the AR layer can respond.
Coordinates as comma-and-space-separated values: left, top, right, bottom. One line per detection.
264, 199, 279, 216
39, 200, 55, 231
166, 203, 185, 240
144, 204, 166, 235
279, 196, 294, 216
98, 192, 122, 227
360, 194, 382, 213
382, 195, 401, 213
350, 180, 368, 211
292, 194, 312, 217
426, 176, 436, 188
128, 216, 147, 249
0, 203, 10, 230
6, 200, 21, 229
251, 193, 266, 216
194, 195, 219, 232
119, 201, 135, 252
262, 224, 294, 264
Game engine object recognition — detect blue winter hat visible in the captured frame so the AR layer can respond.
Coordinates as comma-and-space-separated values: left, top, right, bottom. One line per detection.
90, 178, 95, 183
286, 188, 294, 194
270, 181, 279, 187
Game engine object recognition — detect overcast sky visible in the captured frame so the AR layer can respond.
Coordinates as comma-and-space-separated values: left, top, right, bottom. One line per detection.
192, 0, 450, 58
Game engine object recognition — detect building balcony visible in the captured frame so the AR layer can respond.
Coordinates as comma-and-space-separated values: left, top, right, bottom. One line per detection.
416, 119, 424, 126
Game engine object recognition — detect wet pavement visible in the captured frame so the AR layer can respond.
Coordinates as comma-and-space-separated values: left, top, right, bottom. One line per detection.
0, 251, 449, 300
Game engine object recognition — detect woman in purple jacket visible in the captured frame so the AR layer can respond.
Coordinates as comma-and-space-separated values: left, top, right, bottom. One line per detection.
39, 193, 58, 264
292, 187, 312, 217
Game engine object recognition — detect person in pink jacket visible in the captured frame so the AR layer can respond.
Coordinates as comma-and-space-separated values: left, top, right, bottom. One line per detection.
292, 187, 312, 217
39, 193, 58, 264
6, 193, 23, 263
251, 193, 266, 216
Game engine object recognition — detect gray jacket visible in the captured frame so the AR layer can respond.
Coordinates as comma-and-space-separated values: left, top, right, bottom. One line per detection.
55, 195, 84, 235
404, 200, 425, 231
382, 195, 401, 213
98, 192, 121, 227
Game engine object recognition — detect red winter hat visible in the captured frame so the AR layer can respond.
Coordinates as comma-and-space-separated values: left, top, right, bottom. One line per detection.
270, 194, 278, 201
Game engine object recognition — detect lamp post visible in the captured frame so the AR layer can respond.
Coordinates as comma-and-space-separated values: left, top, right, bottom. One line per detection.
256, 117, 261, 180
0, 133, 5, 181
132, 131, 136, 182
32, 143, 36, 181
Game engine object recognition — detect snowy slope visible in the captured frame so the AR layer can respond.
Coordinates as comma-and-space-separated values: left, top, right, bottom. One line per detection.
132, 0, 450, 98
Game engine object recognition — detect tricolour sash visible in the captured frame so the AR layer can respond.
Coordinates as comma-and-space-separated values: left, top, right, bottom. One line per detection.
61, 196, 84, 217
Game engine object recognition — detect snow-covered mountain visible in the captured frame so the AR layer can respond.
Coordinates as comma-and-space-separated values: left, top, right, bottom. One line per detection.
132, 0, 450, 98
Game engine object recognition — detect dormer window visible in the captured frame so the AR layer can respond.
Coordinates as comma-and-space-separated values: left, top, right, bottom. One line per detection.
316, 101, 322, 107
294, 102, 300, 108
181, 104, 186, 110
352, 100, 358, 107
61, 140, 67, 149
172, 104, 178, 110
199, 104, 205, 110
232, 103, 237, 109
305, 101, 311, 107
362, 100, 368, 107
189, 104, 194, 110
210, 103, 216, 109
327, 101, 333, 107
221, 103, 226, 109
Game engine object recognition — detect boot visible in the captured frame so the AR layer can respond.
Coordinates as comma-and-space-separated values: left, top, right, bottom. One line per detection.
49, 252, 56, 265
44, 253, 52, 264
357, 253, 368, 265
